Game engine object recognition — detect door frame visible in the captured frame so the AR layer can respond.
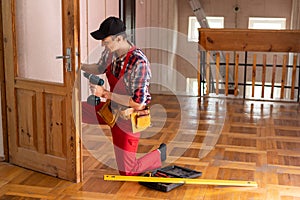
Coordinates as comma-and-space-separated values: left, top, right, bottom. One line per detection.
120, 0, 136, 43
0, 0, 9, 162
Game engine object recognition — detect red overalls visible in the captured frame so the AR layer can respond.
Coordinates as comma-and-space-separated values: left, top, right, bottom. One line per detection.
82, 48, 161, 175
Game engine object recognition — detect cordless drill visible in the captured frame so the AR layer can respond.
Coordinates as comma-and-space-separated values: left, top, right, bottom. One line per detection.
83, 72, 104, 106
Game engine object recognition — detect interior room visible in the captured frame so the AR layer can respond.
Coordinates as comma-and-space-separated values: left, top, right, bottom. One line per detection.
0, 0, 300, 199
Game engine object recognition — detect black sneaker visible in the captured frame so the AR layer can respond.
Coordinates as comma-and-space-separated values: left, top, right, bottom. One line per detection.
158, 143, 167, 162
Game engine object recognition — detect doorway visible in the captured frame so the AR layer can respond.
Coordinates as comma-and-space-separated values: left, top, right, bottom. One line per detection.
0, 0, 134, 182
80, 0, 136, 179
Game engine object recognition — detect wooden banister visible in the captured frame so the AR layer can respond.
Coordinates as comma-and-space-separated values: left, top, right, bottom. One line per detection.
198, 29, 300, 102
199, 28, 300, 52
291, 54, 298, 100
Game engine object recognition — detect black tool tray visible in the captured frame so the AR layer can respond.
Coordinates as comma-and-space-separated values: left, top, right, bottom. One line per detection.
139, 165, 202, 192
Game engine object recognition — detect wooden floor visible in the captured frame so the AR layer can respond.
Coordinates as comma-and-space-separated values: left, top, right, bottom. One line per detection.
1, 95, 300, 200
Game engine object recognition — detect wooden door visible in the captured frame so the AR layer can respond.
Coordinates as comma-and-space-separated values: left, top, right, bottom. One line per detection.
2, 0, 82, 182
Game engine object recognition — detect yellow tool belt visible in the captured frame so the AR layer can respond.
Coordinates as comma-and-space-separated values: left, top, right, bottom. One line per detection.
119, 106, 151, 133
98, 100, 151, 132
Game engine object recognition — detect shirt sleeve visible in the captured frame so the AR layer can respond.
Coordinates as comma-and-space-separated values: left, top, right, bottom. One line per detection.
97, 49, 111, 73
130, 57, 152, 105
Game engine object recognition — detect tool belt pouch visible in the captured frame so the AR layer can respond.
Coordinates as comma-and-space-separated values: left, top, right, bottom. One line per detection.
131, 107, 151, 133
97, 99, 118, 128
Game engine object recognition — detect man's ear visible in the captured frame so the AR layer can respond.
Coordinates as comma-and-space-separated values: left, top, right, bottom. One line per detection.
116, 35, 122, 42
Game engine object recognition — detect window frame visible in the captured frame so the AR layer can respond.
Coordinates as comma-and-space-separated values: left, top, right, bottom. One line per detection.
248, 17, 286, 30
188, 16, 224, 42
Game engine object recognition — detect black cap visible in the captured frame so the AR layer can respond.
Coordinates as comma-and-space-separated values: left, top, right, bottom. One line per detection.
90, 16, 126, 40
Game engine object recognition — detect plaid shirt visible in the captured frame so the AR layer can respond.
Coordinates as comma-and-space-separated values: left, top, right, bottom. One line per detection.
98, 48, 151, 105
97, 49, 113, 73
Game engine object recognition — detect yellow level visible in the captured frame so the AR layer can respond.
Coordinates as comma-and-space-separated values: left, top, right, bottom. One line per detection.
104, 175, 258, 187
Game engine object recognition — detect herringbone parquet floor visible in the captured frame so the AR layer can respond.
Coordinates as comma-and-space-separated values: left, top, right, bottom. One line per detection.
1, 95, 300, 199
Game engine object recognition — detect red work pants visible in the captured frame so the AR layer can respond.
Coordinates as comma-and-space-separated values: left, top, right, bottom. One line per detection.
82, 101, 161, 175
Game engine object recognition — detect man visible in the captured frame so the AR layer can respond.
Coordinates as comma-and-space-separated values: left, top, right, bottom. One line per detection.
81, 16, 166, 176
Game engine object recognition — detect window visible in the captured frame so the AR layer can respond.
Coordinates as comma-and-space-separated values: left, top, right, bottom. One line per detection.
248, 17, 286, 30
188, 16, 224, 42
186, 78, 198, 96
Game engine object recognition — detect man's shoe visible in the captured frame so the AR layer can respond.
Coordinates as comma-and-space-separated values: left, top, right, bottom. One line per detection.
158, 143, 167, 162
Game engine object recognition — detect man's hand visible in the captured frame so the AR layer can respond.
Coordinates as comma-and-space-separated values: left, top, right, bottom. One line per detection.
90, 85, 145, 110
90, 83, 111, 99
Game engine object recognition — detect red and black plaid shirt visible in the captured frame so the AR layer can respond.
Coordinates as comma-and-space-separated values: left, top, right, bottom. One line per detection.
98, 48, 151, 105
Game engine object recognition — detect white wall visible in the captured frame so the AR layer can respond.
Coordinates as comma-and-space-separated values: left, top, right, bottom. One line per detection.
198, 0, 292, 29
80, 0, 119, 100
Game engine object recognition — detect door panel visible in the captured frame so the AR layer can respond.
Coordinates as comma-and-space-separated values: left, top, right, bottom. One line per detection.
2, 0, 81, 182
45, 94, 67, 157
16, 89, 38, 151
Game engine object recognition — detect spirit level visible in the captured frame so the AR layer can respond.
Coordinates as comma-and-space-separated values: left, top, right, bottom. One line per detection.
104, 175, 258, 187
